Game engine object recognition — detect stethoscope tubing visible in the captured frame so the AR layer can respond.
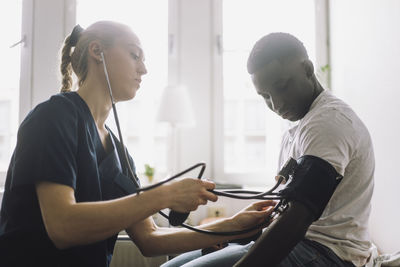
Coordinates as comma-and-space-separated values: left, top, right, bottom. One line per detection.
101, 52, 283, 236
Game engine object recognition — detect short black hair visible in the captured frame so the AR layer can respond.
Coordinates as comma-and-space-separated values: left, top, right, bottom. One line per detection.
247, 32, 308, 74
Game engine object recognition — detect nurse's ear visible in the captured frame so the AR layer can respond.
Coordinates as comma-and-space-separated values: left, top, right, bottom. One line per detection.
88, 40, 104, 64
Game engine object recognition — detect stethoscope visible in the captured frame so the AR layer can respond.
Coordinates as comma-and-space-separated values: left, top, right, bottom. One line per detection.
100, 52, 295, 236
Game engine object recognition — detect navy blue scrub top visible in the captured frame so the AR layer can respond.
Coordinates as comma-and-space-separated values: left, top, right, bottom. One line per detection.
0, 92, 140, 267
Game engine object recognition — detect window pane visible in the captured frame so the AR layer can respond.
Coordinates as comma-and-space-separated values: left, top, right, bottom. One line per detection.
0, 0, 22, 172
223, 0, 316, 179
76, 0, 168, 179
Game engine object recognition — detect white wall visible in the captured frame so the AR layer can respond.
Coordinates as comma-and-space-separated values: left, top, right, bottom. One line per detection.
330, 0, 400, 253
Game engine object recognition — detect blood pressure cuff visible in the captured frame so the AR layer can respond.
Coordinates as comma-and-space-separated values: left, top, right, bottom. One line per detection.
277, 155, 343, 221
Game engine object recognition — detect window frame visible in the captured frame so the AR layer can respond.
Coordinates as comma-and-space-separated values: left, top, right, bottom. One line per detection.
211, 0, 331, 186
3, 0, 174, 186
5, 0, 330, 188
0, 0, 33, 186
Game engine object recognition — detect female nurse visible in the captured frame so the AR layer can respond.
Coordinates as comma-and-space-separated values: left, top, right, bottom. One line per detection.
0, 21, 275, 267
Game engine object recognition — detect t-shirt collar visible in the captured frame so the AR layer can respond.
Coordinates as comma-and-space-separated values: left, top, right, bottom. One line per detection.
308, 90, 328, 113
287, 90, 329, 137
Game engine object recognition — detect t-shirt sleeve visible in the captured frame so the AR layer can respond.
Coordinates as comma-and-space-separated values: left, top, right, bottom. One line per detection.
10, 96, 79, 190
298, 114, 352, 176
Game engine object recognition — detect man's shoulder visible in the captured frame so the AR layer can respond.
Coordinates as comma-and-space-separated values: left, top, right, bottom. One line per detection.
306, 92, 368, 136
297, 92, 373, 160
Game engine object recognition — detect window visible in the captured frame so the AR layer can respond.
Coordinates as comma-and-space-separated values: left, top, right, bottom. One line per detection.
76, 0, 169, 181
0, 0, 22, 176
214, 0, 318, 186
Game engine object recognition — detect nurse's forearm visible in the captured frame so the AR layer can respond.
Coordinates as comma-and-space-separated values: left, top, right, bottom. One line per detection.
130, 218, 253, 257
62, 192, 169, 247
36, 182, 171, 249
129, 200, 276, 256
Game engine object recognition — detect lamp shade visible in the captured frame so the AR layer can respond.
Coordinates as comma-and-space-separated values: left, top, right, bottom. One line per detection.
156, 85, 195, 127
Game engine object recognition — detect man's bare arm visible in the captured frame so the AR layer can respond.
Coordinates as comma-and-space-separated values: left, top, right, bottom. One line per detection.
234, 201, 315, 267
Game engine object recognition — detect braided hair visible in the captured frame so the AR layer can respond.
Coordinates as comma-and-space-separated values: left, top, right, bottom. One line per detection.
60, 25, 83, 92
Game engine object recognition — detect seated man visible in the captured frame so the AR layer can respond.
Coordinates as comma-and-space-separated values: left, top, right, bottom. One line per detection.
161, 33, 374, 267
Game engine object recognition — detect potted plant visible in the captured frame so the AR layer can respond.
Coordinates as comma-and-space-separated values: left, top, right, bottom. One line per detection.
144, 164, 155, 184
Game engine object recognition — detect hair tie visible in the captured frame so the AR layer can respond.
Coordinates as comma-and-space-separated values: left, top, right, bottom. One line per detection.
69, 24, 84, 47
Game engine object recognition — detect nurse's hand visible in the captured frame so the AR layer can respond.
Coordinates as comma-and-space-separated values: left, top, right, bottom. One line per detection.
164, 178, 218, 213
227, 200, 277, 232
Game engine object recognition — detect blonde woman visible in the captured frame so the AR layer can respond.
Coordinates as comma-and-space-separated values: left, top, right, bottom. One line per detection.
0, 21, 275, 267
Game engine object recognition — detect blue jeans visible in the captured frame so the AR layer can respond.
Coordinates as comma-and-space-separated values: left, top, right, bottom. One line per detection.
161, 239, 355, 267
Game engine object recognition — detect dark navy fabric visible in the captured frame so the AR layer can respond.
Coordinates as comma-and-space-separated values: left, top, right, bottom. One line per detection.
0, 92, 140, 267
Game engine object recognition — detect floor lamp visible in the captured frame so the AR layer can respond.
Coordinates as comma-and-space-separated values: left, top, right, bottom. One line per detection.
156, 85, 195, 175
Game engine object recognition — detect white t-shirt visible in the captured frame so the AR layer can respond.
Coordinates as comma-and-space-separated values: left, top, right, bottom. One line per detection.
278, 90, 374, 266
